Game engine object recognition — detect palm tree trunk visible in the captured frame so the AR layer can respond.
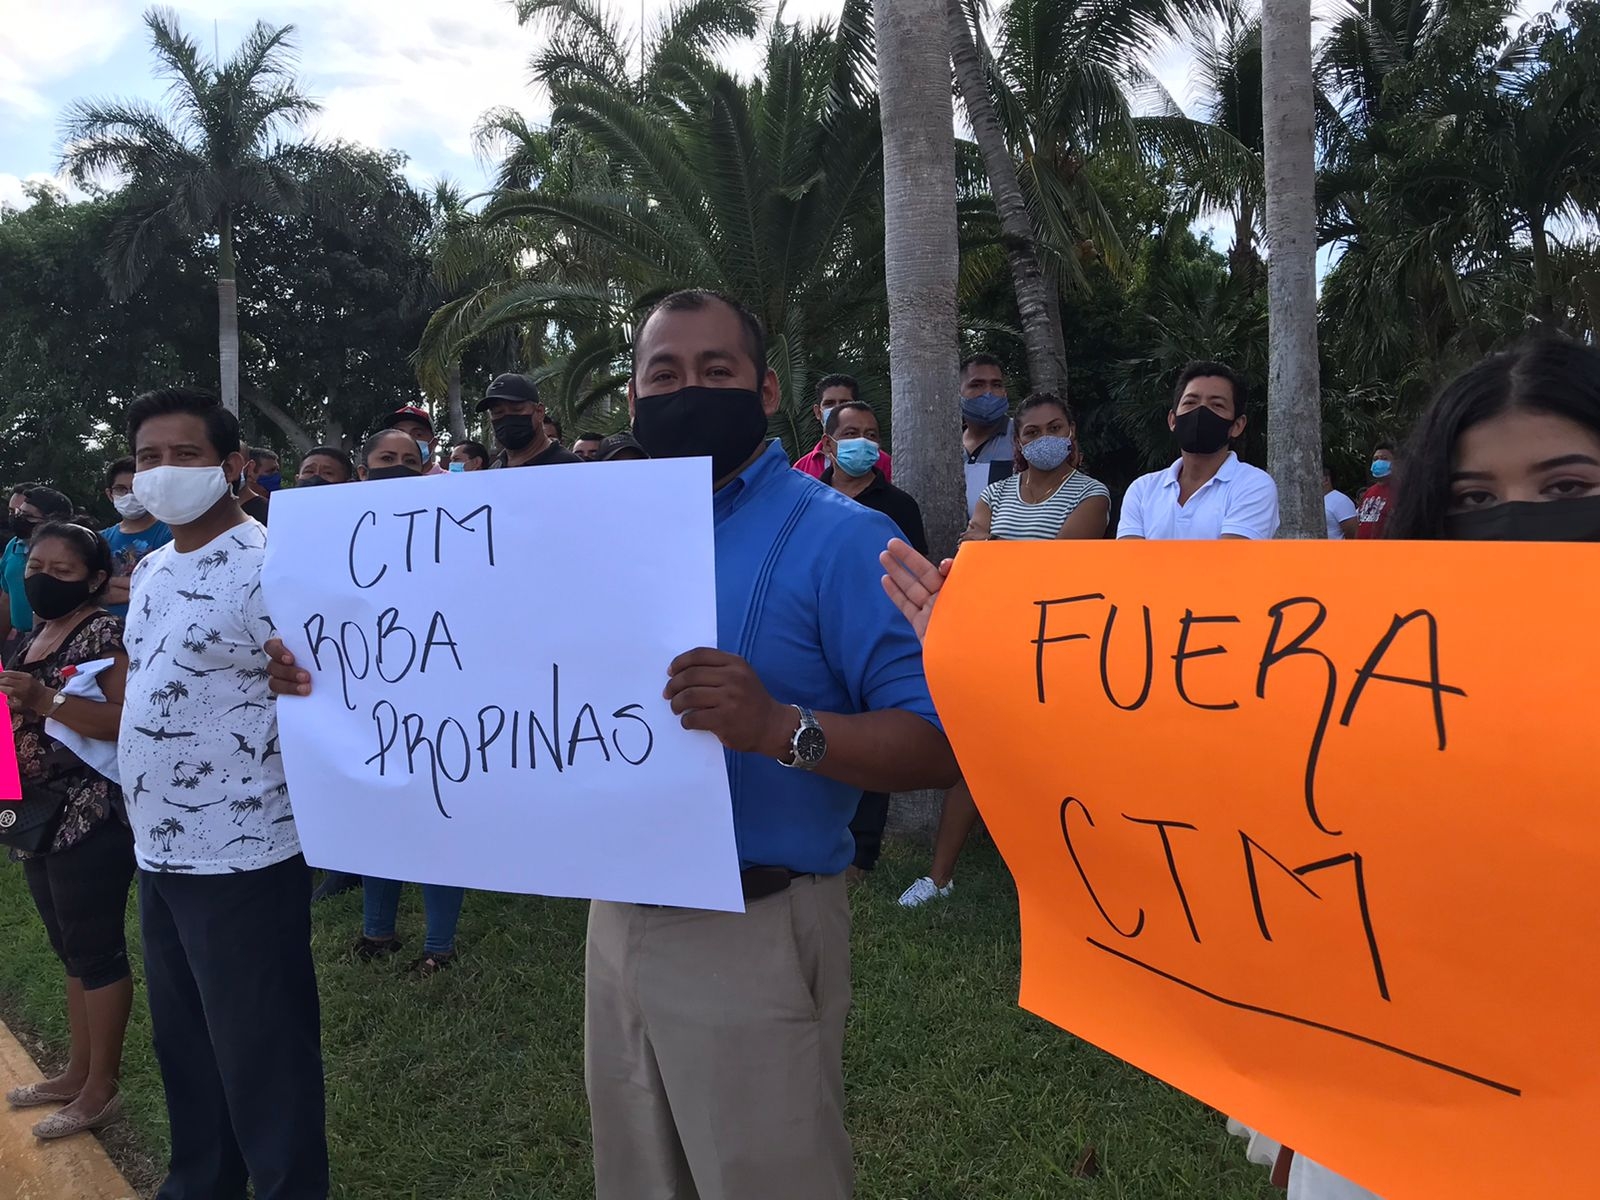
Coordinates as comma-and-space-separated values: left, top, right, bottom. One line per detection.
218, 211, 240, 416
244, 387, 314, 458
877, 0, 966, 843
1529, 214, 1555, 325
1261, 0, 1323, 540
447, 361, 467, 440
947, 0, 1067, 395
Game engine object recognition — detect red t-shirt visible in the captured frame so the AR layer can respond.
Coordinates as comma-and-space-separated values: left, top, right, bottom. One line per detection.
1355, 481, 1394, 539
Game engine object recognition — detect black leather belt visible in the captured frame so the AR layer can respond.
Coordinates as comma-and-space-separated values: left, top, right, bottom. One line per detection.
742, 866, 808, 902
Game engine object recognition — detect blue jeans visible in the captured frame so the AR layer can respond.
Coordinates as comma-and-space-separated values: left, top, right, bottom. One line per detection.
361, 879, 465, 955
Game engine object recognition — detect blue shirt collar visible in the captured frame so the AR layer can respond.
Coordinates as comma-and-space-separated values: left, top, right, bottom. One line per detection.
713, 440, 790, 523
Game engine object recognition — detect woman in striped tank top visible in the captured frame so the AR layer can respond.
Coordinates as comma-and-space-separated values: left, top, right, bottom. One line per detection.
963, 393, 1110, 542
897, 393, 1111, 910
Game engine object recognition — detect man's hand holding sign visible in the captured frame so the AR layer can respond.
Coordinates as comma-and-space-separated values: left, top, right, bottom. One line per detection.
913, 538, 1600, 1200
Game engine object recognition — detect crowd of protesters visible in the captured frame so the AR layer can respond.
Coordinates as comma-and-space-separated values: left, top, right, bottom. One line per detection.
2, 286, 1595, 1200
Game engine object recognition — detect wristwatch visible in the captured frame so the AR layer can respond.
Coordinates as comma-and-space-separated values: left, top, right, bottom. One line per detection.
779, 705, 827, 771
45, 689, 68, 717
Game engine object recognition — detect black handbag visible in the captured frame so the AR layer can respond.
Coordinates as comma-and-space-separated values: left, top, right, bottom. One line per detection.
0, 774, 71, 853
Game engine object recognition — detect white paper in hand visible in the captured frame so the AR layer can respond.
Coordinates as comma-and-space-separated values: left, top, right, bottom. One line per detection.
260, 458, 743, 911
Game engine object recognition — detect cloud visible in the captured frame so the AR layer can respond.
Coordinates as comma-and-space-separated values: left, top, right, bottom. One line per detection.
0, 0, 136, 118
0, 171, 84, 211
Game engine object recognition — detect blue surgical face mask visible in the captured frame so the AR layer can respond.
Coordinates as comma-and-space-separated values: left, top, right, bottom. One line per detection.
449, 461, 465, 473
416, 439, 433, 465
833, 437, 879, 478
1021, 435, 1072, 472
1371, 458, 1392, 479
960, 392, 1008, 427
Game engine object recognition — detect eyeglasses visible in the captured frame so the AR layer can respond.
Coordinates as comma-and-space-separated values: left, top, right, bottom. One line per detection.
110, 486, 134, 498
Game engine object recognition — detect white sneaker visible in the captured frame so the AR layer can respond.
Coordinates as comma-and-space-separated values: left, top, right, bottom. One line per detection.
897, 876, 953, 908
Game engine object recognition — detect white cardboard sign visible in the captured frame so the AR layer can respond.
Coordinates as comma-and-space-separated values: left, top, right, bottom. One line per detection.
260, 458, 743, 912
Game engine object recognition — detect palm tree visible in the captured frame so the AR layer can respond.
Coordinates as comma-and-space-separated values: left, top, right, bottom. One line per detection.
876, 0, 966, 556
59, 8, 379, 414
458, 1, 892, 457
947, 0, 1067, 393
1261, 0, 1324, 537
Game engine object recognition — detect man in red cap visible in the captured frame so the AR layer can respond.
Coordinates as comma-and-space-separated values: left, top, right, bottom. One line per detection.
379, 405, 448, 475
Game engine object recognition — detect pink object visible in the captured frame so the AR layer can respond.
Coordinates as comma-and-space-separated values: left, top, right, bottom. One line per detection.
0, 698, 22, 802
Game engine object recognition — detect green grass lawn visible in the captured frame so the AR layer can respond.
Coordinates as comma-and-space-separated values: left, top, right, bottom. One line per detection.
0, 837, 1276, 1199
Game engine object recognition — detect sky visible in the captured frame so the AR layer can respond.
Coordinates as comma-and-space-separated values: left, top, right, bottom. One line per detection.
0, 0, 1198, 211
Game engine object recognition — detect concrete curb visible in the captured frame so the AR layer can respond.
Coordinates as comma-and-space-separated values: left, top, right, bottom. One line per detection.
0, 1018, 138, 1200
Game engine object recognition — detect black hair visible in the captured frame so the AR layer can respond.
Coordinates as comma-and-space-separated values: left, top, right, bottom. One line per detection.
1017, 392, 1074, 425
816, 374, 860, 403
1387, 338, 1600, 540
824, 400, 877, 436
544, 414, 563, 438
452, 441, 490, 467
960, 353, 1006, 378
9, 481, 41, 498
358, 428, 417, 469
21, 485, 72, 519
27, 520, 114, 598
1374, 440, 1396, 454
103, 456, 136, 491
300, 446, 355, 481
1171, 361, 1247, 417
632, 289, 768, 382
126, 387, 241, 459
575, 431, 604, 444
248, 446, 279, 467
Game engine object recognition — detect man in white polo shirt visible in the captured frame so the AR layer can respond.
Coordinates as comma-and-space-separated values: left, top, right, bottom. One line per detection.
1117, 360, 1279, 540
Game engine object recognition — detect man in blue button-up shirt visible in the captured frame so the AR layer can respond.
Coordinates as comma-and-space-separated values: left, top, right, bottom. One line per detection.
586, 290, 958, 1200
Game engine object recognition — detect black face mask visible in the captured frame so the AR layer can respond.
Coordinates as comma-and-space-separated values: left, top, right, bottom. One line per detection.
297, 475, 333, 487
1174, 406, 1236, 455
9, 514, 38, 540
365, 465, 421, 481
1444, 496, 1600, 542
24, 572, 96, 621
493, 414, 539, 452
632, 386, 769, 482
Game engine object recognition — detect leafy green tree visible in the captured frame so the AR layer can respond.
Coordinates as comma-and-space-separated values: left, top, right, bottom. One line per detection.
60, 7, 389, 416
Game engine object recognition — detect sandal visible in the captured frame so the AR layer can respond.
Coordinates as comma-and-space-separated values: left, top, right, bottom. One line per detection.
6, 1081, 81, 1109
32, 1092, 124, 1140
351, 934, 404, 961
408, 950, 456, 978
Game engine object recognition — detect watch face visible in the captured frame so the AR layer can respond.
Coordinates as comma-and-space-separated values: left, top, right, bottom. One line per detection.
795, 724, 827, 764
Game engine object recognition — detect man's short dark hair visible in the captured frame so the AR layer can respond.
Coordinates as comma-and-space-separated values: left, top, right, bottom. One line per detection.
9, 481, 41, 498
453, 440, 490, 467
126, 387, 241, 458
22, 486, 73, 519
1171, 361, 1247, 416
816, 374, 860, 402
960, 353, 1006, 377
1374, 440, 1395, 454
824, 400, 877, 436
300, 447, 356, 481
104, 457, 135, 491
575, 430, 604, 444
632, 289, 768, 382
248, 446, 279, 467
544, 415, 563, 438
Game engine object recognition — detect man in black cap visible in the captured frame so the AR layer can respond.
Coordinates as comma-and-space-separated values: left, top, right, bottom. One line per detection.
478, 374, 582, 469
598, 432, 648, 462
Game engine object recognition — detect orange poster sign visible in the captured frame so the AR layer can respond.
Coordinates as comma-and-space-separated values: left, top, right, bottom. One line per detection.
922, 540, 1600, 1199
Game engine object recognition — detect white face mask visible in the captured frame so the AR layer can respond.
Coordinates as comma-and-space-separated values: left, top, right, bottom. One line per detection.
112, 493, 149, 520
132, 465, 231, 526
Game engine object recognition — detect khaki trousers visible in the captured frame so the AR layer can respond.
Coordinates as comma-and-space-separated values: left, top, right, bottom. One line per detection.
585, 872, 853, 1200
